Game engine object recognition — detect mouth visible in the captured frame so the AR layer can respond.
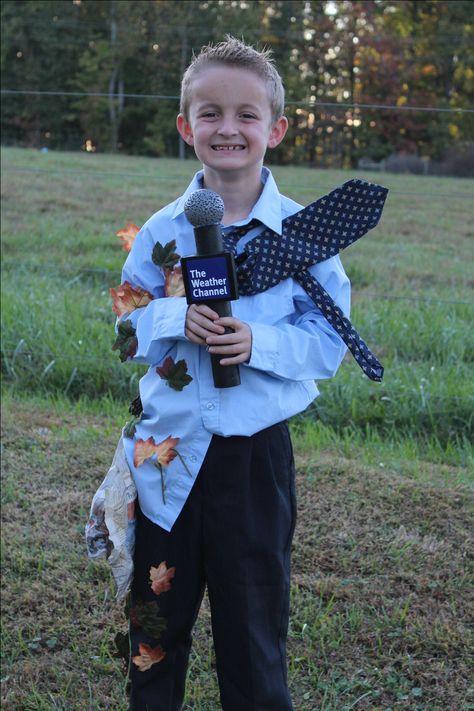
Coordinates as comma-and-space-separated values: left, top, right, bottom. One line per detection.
211, 145, 245, 151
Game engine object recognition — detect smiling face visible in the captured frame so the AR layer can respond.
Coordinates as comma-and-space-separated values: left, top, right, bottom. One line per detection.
177, 64, 287, 182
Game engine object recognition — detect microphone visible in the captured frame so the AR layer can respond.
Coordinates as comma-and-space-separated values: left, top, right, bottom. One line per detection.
182, 189, 241, 389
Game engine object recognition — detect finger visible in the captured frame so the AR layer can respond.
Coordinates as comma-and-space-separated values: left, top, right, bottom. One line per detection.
208, 343, 244, 355
206, 331, 241, 346
192, 304, 220, 321
187, 312, 225, 336
184, 325, 207, 345
191, 314, 225, 334
213, 316, 239, 329
219, 353, 250, 366
187, 323, 216, 342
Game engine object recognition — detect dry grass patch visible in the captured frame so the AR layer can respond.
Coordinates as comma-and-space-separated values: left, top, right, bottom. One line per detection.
1, 401, 473, 710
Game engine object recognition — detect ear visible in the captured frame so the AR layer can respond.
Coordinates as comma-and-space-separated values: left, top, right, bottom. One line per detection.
176, 114, 194, 145
267, 116, 288, 149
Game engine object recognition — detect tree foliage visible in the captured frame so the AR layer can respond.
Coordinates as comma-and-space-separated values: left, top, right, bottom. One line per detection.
1, 0, 473, 168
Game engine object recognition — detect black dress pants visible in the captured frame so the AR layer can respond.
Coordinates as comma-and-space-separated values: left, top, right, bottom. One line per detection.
129, 421, 296, 711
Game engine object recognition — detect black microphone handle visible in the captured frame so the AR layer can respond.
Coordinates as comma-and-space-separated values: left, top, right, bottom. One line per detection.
206, 299, 241, 388
193, 224, 241, 388
193, 224, 224, 255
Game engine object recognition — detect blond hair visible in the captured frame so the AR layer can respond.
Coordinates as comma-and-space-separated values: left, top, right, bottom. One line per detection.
180, 36, 285, 122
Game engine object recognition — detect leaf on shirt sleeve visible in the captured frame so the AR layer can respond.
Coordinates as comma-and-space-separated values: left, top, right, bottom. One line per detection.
123, 414, 141, 438
133, 435, 180, 468
129, 395, 143, 417
164, 266, 185, 297
156, 356, 193, 391
152, 239, 180, 271
116, 222, 140, 252
132, 643, 166, 672
149, 562, 175, 596
112, 320, 138, 362
110, 281, 153, 317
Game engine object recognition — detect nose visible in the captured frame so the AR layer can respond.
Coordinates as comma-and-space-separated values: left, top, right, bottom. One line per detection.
217, 117, 238, 137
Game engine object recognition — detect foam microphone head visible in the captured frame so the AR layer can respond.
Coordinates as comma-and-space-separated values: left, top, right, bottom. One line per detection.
184, 189, 224, 227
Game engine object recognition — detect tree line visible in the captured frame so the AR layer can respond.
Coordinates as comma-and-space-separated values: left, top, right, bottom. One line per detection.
1, 0, 473, 171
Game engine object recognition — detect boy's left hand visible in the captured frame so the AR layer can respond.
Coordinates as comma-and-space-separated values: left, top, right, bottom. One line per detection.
206, 317, 252, 365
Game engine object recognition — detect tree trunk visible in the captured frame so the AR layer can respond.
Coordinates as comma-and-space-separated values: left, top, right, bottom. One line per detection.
108, 3, 119, 153
178, 28, 188, 159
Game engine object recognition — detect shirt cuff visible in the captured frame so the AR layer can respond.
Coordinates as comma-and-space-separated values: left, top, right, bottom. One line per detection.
245, 321, 280, 373
134, 297, 188, 362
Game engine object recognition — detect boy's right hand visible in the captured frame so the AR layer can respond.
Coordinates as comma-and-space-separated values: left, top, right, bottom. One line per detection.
185, 304, 225, 345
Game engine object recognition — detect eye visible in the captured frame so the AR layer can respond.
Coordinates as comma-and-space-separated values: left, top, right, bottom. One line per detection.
200, 111, 218, 119
241, 112, 257, 120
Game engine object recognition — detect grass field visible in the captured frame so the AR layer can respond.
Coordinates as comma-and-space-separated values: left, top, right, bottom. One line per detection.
1, 147, 473, 710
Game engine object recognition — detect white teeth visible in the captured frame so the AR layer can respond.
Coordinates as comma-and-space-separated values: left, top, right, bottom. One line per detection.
213, 145, 244, 151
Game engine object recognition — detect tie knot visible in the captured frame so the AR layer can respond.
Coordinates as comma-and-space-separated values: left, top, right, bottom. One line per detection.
224, 218, 261, 241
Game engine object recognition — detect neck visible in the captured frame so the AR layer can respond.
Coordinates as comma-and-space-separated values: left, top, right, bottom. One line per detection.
202, 166, 263, 226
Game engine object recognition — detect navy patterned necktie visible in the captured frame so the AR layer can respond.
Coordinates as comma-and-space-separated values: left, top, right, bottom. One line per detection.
222, 178, 388, 382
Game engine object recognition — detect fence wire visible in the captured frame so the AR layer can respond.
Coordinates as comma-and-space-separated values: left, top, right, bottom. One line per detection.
2, 88, 474, 113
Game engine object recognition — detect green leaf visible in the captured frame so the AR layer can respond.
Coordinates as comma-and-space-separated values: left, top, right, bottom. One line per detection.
156, 356, 193, 392
134, 602, 167, 640
114, 631, 130, 661
124, 414, 142, 438
152, 240, 180, 270
129, 396, 143, 417
112, 320, 138, 362
124, 591, 132, 620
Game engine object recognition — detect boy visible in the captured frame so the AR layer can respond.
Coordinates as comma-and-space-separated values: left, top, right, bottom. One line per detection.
120, 37, 350, 711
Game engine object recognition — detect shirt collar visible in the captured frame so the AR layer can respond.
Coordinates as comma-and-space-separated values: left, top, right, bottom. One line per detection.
171, 167, 283, 235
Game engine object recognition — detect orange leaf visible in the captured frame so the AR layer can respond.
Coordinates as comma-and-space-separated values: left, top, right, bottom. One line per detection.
164, 267, 185, 297
110, 281, 153, 317
132, 643, 166, 672
134, 435, 180, 468
150, 561, 175, 595
134, 436, 158, 467
155, 435, 180, 466
116, 223, 140, 252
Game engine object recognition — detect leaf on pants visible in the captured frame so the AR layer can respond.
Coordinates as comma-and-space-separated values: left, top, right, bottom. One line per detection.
150, 562, 175, 596
132, 642, 166, 672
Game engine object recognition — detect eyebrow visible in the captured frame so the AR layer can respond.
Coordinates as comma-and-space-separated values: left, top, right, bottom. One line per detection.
196, 102, 261, 112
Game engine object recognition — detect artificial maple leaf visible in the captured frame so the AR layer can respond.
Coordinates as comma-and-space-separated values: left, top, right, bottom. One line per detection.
156, 356, 193, 392
129, 601, 167, 638
164, 266, 185, 297
123, 414, 141, 439
112, 320, 138, 362
114, 631, 130, 661
132, 643, 166, 672
116, 223, 140, 252
133, 436, 158, 467
133, 435, 180, 468
152, 239, 180, 270
129, 395, 143, 417
110, 281, 153, 317
128, 606, 139, 627
150, 562, 175, 596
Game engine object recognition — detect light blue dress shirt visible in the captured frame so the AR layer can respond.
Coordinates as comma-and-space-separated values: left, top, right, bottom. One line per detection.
120, 168, 350, 531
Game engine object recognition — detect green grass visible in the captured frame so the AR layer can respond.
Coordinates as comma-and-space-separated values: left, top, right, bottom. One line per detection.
1, 147, 474, 709
2, 147, 473, 456
1, 396, 473, 710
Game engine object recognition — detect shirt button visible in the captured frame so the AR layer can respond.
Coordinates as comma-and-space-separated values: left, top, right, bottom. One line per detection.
190, 455, 197, 462
206, 402, 215, 410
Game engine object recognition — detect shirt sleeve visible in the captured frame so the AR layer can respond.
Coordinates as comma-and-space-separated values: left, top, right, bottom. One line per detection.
118, 223, 188, 366
244, 255, 350, 381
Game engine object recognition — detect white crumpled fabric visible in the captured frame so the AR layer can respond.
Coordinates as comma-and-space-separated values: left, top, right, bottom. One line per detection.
85, 435, 137, 600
